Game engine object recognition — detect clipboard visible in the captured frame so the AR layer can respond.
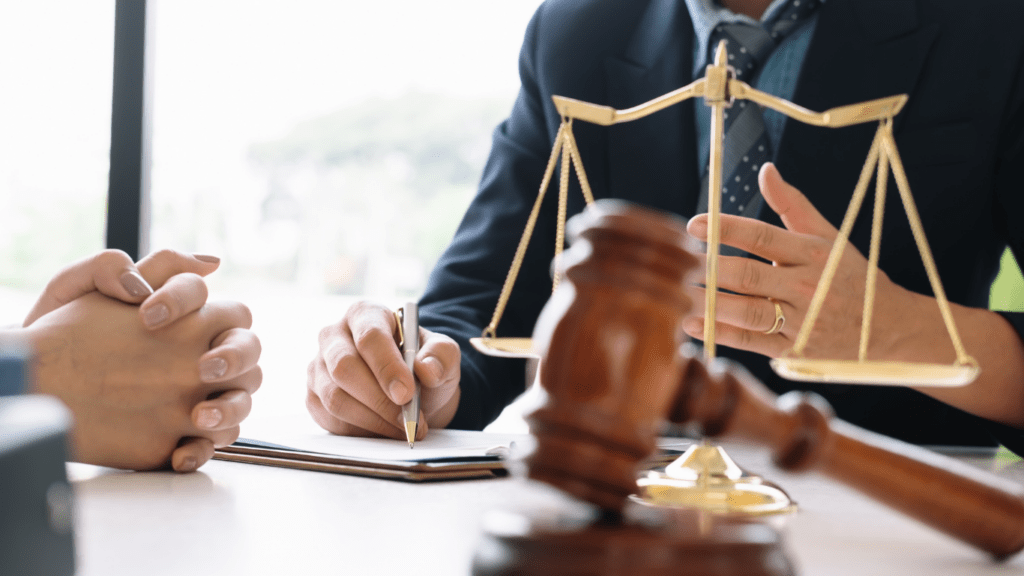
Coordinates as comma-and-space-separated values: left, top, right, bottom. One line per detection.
213, 436, 690, 483
214, 438, 508, 482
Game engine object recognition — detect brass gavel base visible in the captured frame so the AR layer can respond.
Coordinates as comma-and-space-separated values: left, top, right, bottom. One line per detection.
634, 444, 796, 516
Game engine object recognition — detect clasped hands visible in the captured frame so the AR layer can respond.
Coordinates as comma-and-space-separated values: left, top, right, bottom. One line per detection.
21, 249, 261, 472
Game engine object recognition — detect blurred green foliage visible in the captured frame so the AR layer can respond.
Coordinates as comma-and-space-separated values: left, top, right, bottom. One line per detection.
0, 194, 106, 291
247, 92, 514, 295
250, 92, 505, 189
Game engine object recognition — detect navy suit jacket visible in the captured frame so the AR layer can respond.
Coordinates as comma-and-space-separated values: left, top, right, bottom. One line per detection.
420, 0, 1024, 450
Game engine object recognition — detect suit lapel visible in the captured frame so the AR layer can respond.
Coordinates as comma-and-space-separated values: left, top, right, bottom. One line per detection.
603, 0, 699, 217
769, 0, 939, 229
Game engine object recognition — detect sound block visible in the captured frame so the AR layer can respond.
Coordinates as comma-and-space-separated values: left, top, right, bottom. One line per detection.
472, 504, 794, 576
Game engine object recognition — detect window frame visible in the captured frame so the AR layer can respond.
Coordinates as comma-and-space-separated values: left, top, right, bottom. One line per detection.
106, 0, 151, 260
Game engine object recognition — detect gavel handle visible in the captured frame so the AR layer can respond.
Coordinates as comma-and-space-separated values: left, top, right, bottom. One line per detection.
674, 360, 1024, 559
809, 415, 1024, 559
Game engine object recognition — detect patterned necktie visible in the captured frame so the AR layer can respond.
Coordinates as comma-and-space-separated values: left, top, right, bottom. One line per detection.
697, 0, 821, 219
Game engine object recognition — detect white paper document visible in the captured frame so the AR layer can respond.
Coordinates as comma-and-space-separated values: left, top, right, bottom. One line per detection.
240, 414, 530, 462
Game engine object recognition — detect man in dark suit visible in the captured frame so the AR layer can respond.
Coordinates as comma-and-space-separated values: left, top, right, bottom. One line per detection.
306, 0, 1024, 451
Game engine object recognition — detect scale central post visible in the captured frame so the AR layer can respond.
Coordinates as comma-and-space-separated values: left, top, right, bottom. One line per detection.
702, 41, 733, 360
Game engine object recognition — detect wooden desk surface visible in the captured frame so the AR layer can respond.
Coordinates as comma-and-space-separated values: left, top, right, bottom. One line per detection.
68, 441, 1024, 576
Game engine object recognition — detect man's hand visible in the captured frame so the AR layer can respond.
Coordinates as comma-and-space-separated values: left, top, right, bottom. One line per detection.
307, 301, 461, 440
22, 249, 262, 472
683, 163, 920, 361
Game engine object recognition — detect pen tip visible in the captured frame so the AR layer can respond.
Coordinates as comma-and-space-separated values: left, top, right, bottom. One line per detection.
404, 421, 417, 448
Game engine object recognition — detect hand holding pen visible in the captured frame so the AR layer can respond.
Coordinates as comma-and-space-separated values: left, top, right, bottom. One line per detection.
305, 300, 463, 441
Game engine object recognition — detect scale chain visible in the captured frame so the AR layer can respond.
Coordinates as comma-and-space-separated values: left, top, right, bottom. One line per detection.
482, 120, 596, 339
881, 124, 975, 367
792, 125, 884, 356
860, 143, 889, 361
482, 123, 567, 339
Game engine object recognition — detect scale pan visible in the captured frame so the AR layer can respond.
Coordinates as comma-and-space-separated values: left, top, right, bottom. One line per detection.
770, 358, 978, 387
469, 337, 538, 359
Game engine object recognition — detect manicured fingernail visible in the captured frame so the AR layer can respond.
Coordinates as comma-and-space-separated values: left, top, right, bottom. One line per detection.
388, 380, 407, 404
683, 318, 702, 334
196, 407, 223, 429
180, 456, 198, 472
143, 303, 170, 327
423, 356, 443, 381
200, 357, 228, 381
120, 271, 153, 298
192, 254, 220, 264
689, 220, 708, 238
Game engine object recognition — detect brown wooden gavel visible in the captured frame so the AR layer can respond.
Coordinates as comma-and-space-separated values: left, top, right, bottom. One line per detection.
525, 199, 1024, 559
672, 350, 1024, 558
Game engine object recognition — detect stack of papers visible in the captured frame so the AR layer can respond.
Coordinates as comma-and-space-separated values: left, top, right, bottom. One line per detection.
214, 429, 529, 482
216, 414, 693, 482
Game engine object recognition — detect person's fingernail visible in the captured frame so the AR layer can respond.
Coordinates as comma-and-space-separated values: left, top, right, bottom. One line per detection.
120, 271, 153, 298
192, 254, 220, 264
179, 456, 198, 472
196, 407, 223, 429
388, 380, 407, 403
682, 318, 701, 333
689, 220, 708, 238
143, 303, 170, 327
423, 356, 443, 381
200, 357, 228, 381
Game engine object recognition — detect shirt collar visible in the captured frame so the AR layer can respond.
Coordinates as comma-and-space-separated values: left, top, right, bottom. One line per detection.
682, 0, 826, 63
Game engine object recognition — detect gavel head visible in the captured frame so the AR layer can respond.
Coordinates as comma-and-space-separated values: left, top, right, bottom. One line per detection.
525, 199, 701, 511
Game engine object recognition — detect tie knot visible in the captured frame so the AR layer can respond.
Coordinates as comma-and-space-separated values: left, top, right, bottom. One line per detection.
707, 0, 821, 81
709, 24, 773, 80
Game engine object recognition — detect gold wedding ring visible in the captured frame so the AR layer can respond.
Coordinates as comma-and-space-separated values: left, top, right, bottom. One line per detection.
764, 298, 785, 335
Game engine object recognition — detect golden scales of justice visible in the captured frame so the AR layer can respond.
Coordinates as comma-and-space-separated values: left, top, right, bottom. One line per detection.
470, 41, 980, 514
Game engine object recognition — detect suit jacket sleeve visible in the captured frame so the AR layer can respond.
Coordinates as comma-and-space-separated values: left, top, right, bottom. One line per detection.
419, 8, 561, 430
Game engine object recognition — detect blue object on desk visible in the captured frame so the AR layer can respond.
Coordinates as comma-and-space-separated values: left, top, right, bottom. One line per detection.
0, 395, 76, 576
0, 340, 31, 396
0, 340, 75, 576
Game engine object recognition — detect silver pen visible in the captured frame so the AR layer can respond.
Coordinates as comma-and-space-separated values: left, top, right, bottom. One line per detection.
400, 302, 421, 448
